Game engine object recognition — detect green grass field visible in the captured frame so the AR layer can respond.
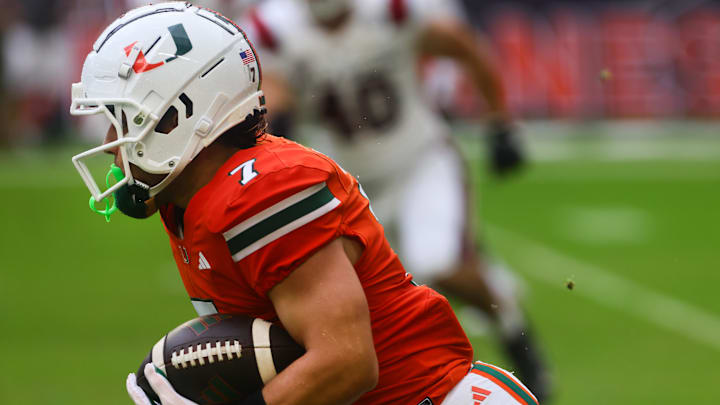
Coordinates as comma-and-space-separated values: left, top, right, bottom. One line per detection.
1, 123, 718, 404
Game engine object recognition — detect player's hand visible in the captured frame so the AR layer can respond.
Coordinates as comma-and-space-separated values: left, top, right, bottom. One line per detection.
487, 119, 525, 176
126, 363, 198, 405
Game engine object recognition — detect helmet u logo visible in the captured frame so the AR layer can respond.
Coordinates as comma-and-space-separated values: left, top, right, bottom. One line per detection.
124, 24, 193, 74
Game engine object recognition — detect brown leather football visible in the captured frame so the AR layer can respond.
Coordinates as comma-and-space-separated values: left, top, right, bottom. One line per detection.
136, 314, 304, 405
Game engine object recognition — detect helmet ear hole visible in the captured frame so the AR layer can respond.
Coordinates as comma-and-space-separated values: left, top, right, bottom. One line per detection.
155, 106, 179, 134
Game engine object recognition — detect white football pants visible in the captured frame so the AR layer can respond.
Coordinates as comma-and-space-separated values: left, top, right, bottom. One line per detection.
441, 361, 539, 405
367, 143, 467, 284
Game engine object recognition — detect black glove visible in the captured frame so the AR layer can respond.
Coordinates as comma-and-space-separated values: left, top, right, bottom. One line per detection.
486, 120, 525, 176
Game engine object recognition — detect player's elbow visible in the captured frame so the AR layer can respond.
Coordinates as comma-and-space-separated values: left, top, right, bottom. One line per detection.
342, 345, 379, 394
365, 360, 379, 392
332, 338, 379, 393
358, 350, 380, 392
304, 343, 378, 401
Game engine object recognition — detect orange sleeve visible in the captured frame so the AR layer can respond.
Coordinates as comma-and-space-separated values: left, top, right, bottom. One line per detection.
216, 164, 350, 298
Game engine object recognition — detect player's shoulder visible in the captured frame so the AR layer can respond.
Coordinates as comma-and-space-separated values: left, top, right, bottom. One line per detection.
252, 134, 341, 178
202, 135, 351, 233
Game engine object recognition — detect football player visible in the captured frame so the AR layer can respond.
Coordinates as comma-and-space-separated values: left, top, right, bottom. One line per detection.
241, 0, 549, 399
70, 3, 539, 404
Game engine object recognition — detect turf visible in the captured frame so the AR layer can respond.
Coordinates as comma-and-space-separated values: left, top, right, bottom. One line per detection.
465, 129, 720, 403
1, 127, 718, 404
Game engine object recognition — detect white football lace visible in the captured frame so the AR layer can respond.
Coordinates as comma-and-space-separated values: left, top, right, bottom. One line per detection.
170, 340, 242, 369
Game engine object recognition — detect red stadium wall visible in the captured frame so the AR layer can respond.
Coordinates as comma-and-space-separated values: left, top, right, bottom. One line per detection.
455, 7, 720, 119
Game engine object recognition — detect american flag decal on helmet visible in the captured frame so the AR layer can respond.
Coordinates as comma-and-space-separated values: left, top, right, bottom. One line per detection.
240, 50, 255, 65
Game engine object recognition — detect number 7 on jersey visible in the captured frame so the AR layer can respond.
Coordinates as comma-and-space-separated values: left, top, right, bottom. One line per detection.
229, 158, 259, 185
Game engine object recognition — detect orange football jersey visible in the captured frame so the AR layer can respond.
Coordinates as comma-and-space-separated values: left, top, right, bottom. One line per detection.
159, 135, 473, 404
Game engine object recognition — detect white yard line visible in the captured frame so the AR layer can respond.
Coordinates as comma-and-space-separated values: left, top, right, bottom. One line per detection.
488, 225, 720, 352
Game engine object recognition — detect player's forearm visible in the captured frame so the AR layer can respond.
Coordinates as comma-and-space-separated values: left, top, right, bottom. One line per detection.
442, 34, 509, 119
419, 21, 510, 119
461, 47, 509, 119
260, 345, 378, 405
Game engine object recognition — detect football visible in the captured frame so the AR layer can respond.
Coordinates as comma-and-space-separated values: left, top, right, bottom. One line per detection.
136, 314, 305, 404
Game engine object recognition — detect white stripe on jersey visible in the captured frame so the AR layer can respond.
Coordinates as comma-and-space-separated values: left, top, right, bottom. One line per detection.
223, 182, 340, 262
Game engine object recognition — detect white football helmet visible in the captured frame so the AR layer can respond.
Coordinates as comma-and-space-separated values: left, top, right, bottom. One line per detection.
126, 0, 227, 14
71, 2, 263, 205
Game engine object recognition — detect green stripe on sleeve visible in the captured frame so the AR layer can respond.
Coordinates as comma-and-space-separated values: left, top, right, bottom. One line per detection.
472, 363, 537, 405
226, 185, 337, 258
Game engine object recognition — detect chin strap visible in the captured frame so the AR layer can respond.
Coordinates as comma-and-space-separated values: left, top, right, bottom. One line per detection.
89, 164, 124, 222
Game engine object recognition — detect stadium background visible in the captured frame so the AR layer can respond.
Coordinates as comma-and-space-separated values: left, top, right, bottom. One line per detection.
0, 0, 718, 403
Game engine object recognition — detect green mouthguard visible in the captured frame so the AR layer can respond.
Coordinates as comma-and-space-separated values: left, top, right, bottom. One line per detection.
89, 164, 124, 222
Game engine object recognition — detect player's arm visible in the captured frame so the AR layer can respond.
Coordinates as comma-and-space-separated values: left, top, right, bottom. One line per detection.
258, 236, 378, 405
127, 238, 376, 405
418, 20, 524, 175
418, 20, 508, 120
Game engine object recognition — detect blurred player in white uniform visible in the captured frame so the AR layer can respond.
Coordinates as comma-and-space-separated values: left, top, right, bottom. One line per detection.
242, 0, 551, 400
125, 0, 260, 17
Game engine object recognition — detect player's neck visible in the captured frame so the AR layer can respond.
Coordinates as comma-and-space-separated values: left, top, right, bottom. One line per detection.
316, 10, 351, 32
157, 143, 240, 209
